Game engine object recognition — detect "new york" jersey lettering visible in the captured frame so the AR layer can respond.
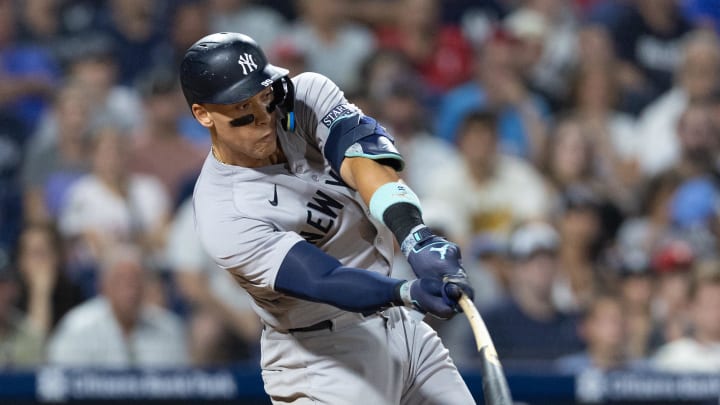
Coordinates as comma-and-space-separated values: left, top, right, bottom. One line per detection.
324, 171, 350, 189
300, 190, 345, 244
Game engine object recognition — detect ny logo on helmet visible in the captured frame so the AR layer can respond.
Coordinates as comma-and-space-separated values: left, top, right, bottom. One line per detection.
238, 53, 258, 75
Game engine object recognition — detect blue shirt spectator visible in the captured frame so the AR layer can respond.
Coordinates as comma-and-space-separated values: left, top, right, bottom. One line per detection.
681, 0, 720, 35
0, 45, 59, 131
0, 0, 59, 131
435, 82, 550, 159
472, 222, 584, 367
481, 296, 583, 365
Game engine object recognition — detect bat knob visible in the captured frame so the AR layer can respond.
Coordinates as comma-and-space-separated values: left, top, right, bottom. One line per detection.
443, 282, 463, 301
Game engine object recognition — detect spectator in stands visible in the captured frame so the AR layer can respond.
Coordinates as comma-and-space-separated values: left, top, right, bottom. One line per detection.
16, 0, 106, 49
208, 0, 288, 49
16, 0, 60, 49
649, 239, 696, 348
285, 0, 375, 91
15, 0, 101, 61
615, 171, 684, 274
635, 31, 720, 175
166, 198, 261, 365
576, 24, 616, 74
0, 112, 27, 258
375, 0, 474, 93
425, 111, 550, 244
556, 295, 633, 373
568, 64, 641, 211
668, 176, 720, 259
710, 91, 720, 178
47, 244, 188, 367
130, 68, 205, 202
446, 0, 508, 28
374, 81, 460, 199
62, 36, 144, 134
612, 250, 655, 360
435, 29, 550, 162
59, 124, 170, 277
268, 36, 309, 81
167, 1, 210, 70
653, 262, 720, 372
360, 49, 418, 105
553, 188, 604, 313
477, 222, 583, 365
21, 81, 92, 224
503, 0, 579, 110
0, 259, 44, 368
605, 0, 693, 114
15, 223, 83, 337
585, 0, 633, 28
543, 115, 628, 244
542, 116, 599, 197
98, 0, 169, 85
0, 0, 59, 131
669, 102, 718, 181
680, 0, 720, 36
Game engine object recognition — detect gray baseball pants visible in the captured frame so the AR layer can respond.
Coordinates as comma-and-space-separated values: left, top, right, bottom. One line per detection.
261, 307, 476, 404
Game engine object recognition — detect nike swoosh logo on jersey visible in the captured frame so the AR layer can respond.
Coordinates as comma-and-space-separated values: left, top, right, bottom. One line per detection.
269, 184, 278, 206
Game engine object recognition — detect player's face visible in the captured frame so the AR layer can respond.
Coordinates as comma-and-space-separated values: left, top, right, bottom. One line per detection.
194, 87, 278, 167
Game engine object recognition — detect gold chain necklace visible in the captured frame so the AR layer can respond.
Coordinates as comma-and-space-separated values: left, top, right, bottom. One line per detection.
211, 145, 229, 165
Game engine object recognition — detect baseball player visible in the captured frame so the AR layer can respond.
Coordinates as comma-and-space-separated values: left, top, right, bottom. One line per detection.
181, 32, 476, 404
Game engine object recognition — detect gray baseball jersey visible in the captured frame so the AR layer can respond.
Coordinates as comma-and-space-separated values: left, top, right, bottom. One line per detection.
193, 72, 474, 404
193, 72, 394, 331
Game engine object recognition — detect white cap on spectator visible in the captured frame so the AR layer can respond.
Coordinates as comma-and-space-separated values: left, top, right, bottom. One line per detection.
504, 8, 549, 41
509, 222, 559, 261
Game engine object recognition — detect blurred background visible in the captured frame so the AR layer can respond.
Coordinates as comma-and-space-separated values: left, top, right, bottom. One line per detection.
1, 0, 719, 403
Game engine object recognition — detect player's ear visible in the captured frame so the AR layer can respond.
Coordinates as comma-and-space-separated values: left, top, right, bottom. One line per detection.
192, 104, 214, 128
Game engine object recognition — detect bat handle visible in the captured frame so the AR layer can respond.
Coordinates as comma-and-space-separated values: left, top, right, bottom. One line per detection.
458, 294, 514, 405
457, 294, 499, 361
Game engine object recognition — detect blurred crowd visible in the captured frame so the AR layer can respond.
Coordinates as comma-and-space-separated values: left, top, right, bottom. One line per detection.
1, 0, 719, 374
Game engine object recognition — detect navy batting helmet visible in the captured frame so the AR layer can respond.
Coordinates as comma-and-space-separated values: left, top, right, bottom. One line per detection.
180, 32, 295, 130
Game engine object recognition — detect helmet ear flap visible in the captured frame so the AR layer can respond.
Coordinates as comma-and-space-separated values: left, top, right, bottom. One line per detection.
282, 77, 295, 131
269, 77, 296, 131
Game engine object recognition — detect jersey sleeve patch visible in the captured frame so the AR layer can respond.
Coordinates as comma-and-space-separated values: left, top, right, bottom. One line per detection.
321, 103, 356, 128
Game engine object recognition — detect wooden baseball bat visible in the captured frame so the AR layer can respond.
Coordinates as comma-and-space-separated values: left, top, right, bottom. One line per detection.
458, 294, 513, 405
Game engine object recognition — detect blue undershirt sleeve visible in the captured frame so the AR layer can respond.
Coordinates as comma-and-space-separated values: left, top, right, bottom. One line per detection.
274, 241, 404, 313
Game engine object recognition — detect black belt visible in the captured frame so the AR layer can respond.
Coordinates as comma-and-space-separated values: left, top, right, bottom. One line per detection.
288, 320, 333, 333
286, 310, 377, 333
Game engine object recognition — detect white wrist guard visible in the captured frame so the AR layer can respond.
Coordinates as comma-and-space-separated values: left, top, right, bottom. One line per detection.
398, 280, 416, 308
368, 182, 422, 225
